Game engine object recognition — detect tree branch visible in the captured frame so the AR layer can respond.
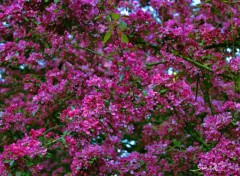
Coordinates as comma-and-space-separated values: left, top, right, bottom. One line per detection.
146, 61, 164, 67
73, 45, 113, 61
204, 41, 240, 50
171, 50, 233, 80
133, 38, 235, 80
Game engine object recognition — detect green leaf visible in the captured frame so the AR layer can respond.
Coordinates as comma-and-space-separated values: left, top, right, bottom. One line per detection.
159, 89, 167, 94
103, 30, 112, 44
119, 20, 127, 31
21, 172, 31, 176
173, 139, 181, 148
4, 159, 15, 166
15, 171, 22, 176
234, 76, 240, 92
106, 15, 111, 21
121, 34, 129, 44
10, 160, 14, 166
33, 20, 40, 25
142, 90, 148, 97
4, 159, 11, 163
190, 169, 200, 172
110, 13, 120, 21
54, 0, 60, 4
61, 137, 66, 143
63, 130, 70, 135
45, 43, 50, 48
89, 157, 97, 164
44, 0, 49, 2
46, 152, 52, 158
24, 17, 29, 22
104, 100, 110, 107
26, 161, 34, 167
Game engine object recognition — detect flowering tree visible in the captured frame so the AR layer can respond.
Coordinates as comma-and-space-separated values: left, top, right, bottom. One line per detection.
0, 0, 239, 175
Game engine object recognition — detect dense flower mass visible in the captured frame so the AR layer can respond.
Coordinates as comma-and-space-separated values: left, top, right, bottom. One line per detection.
0, 0, 239, 175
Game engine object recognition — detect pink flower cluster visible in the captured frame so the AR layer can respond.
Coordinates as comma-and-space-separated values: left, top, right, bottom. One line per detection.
0, 0, 239, 175
198, 137, 240, 176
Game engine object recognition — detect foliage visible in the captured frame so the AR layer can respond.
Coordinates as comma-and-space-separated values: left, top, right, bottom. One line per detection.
0, 0, 239, 175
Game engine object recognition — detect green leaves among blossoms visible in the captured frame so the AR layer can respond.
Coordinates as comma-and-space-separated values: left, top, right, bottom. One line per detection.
103, 30, 113, 44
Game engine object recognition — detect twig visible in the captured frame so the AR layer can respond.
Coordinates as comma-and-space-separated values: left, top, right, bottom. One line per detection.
116, 30, 124, 57
146, 61, 164, 67
44, 125, 64, 135
133, 39, 234, 80
74, 45, 113, 61
171, 50, 233, 80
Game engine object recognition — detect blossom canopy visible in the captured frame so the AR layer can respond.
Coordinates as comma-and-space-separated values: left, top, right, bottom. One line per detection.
0, 0, 239, 175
